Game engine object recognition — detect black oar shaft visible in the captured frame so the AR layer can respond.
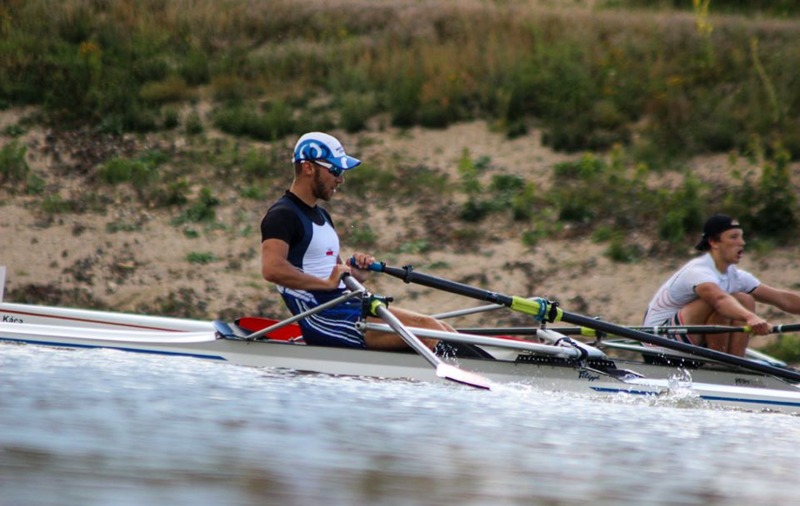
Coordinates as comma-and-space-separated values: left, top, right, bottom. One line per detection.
559, 311, 800, 382
380, 264, 514, 306
772, 323, 800, 333
455, 324, 800, 337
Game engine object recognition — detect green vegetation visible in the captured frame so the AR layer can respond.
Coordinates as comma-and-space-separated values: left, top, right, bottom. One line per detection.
724, 144, 798, 245
762, 335, 800, 365
449, 141, 798, 256
186, 251, 217, 264
2, 1, 800, 157
0, 140, 29, 191
98, 150, 192, 207
2, 2, 798, 250
346, 223, 378, 249
615, 0, 800, 17
173, 187, 220, 225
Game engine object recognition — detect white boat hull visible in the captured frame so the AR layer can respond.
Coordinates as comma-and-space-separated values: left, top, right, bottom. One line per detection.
2, 302, 800, 414
0, 301, 215, 331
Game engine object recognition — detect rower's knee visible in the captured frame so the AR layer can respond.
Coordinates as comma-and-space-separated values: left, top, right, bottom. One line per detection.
679, 298, 715, 325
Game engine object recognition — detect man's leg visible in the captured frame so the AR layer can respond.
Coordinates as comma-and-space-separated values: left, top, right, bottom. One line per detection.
726, 292, 755, 357
679, 293, 754, 356
364, 307, 448, 351
678, 298, 716, 347
281, 293, 367, 348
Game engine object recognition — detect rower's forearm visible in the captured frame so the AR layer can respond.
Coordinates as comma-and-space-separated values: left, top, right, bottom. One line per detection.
777, 296, 800, 315
716, 297, 756, 322
262, 261, 335, 291
265, 270, 333, 291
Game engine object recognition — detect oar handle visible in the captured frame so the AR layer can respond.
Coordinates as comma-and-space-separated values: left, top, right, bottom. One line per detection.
347, 256, 384, 272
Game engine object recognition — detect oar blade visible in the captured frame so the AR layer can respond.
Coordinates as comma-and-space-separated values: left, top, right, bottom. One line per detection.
435, 362, 492, 390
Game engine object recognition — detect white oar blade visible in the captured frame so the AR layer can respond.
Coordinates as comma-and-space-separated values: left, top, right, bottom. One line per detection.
435, 363, 492, 390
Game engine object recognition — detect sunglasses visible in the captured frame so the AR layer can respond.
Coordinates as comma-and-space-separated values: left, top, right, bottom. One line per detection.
312, 160, 344, 178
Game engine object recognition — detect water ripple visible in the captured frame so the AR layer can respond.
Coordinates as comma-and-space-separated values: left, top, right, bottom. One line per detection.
2, 345, 800, 505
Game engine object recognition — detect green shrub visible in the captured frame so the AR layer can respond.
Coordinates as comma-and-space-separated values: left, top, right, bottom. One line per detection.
387, 72, 423, 128
753, 148, 797, 241
339, 92, 375, 133
213, 101, 295, 141
26, 172, 45, 195
760, 334, 800, 365
242, 147, 282, 179
548, 151, 660, 231
185, 110, 204, 135
553, 155, 604, 180
459, 199, 491, 222
341, 163, 396, 198
398, 239, 431, 255
187, 251, 217, 264
239, 185, 263, 200
174, 187, 219, 224
97, 151, 165, 203
724, 144, 799, 244
605, 234, 644, 263
162, 107, 180, 129
179, 48, 210, 86
615, 0, 800, 17
0, 140, 30, 190
153, 179, 190, 207
211, 75, 249, 103
3, 123, 26, 137
510, 182, 539, 222
346, 224, 378, 248
98, 158, 137, 188
592, 226, 615, 243
139, 75, 191, 104
106, 221, 141, 233
657, 172, 706, 246
40, 194, 76, 215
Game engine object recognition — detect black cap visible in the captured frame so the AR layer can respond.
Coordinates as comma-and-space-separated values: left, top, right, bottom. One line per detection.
695, 214, 742, 251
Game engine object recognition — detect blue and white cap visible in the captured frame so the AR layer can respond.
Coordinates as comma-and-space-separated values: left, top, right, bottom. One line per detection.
292, 132, 361, 171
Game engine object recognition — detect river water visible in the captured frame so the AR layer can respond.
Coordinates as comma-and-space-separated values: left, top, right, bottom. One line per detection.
1, 344, 799, 506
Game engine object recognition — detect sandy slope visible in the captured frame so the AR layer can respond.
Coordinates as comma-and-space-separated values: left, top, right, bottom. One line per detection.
1, 112, 799, 352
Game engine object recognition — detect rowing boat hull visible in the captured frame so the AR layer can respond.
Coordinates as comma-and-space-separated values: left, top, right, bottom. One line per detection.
0, 301, 215, 331
0, 320, 636, 385
0, 300, 789, 386
2, 325, 800, 414
4, 301, 787, 387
